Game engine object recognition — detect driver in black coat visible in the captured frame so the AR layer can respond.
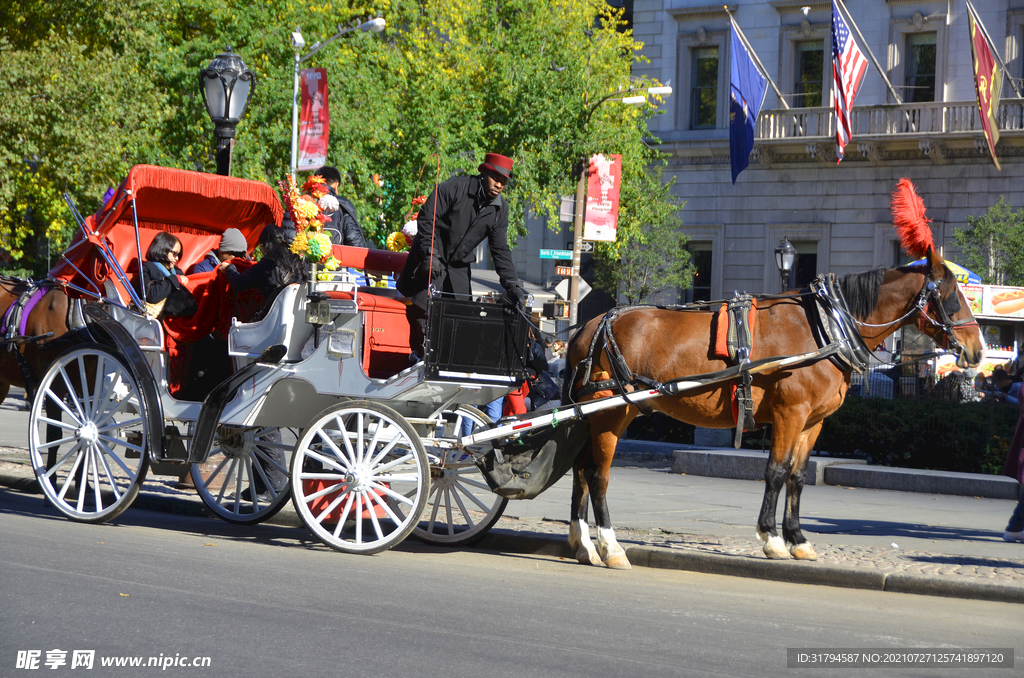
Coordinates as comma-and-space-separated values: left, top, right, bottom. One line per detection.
398, 153, 525, 308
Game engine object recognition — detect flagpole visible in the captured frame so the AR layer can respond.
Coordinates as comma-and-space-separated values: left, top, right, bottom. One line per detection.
834, 0, 904, 104
966, 0, 1023, 98
725, 8, 790, 110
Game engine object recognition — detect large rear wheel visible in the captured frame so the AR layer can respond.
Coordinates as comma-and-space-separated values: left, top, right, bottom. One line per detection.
290, 401, 429, 555
415, 405, 506, 546
28, 344, 149, 523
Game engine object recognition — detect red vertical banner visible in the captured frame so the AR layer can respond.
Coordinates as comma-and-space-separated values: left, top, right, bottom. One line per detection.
967, 3, 1002, 170
583, 153, 622, 242
298, 68, 329, 172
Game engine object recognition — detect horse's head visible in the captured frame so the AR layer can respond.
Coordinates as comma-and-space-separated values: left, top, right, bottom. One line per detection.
914, 248, 984, 368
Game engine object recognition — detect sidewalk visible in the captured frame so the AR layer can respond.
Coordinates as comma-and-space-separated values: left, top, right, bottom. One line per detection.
1, 388, 1022, 603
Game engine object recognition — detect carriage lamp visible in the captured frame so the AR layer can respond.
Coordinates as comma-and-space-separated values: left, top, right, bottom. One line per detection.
775, 238, 797, 292
200, 47, 256, 176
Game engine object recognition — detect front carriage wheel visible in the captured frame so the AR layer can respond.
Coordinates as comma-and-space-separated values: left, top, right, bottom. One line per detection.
290, 401, 429, 555
29, 344, 149, 523
415, 405, 507, 547
190, 426, 296, 525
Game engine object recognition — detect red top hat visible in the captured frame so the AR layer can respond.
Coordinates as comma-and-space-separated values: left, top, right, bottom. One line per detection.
478, 153, 513, 178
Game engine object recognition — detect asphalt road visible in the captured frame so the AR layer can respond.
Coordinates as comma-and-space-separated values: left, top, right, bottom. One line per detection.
1, 489, 1020, 678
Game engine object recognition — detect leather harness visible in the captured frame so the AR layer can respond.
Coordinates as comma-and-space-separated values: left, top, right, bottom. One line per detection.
567, 271, 956, 449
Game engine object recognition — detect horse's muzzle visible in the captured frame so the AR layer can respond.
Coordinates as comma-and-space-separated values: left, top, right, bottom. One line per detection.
956, 345, 984, 369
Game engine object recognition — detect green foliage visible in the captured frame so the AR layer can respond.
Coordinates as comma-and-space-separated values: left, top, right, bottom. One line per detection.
592, 166, 691, 304
626, 398, 1017, 476
1, 0, 673, 271
816, 397, 1016, 474
951, 196, 1024, 286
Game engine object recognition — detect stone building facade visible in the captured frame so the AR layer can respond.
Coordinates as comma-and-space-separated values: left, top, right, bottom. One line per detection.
633, 0, 1024, 300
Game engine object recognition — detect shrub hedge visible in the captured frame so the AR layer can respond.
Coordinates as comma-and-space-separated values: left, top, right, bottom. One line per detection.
624, 398, 1019, 476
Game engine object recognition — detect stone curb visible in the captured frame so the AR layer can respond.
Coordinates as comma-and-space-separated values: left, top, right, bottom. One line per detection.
476, 530, 1024, 604
4, 468, 1022, 603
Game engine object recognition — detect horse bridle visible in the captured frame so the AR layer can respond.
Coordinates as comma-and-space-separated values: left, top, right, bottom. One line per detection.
850, 271, 977, 358
913, 275, 978, 356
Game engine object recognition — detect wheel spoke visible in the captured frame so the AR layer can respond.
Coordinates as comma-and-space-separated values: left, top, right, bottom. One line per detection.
40, 388, 83, 429
365, 484, 403, 525
301, 478, 346, 502
450, 478, 492, 513
371, 453, 416, 476
252, 446, 288, 479
75, 448, 91, 513
372, 481, 416, 507
302, 447, 351, 475
363, 491, 385, 541
94, 444, 123, 501
330, 493, 356, 538
57, 365, 87, 423
90, 448, 104, 511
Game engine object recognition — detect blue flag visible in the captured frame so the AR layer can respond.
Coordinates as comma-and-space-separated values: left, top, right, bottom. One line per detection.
729, 26, 768, 184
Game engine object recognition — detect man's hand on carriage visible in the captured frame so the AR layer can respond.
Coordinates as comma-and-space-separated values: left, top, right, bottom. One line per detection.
417, 257, 443, 283
504, 282, 528, 316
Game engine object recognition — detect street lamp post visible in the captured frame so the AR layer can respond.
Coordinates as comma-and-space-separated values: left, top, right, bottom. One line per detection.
567, 83, 672, 327
774, 238, 797, 292
289, 17, 386, 179
200, 47, 256, 176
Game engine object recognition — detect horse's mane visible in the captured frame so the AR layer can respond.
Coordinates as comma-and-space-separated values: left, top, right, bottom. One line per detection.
838, 268, 887, 321
838, 263, 957, 321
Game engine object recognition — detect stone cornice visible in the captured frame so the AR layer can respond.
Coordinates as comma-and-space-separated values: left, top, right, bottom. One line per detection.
666, 4, 735, 21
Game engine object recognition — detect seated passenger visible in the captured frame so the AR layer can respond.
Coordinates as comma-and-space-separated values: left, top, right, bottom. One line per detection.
187, 228, 248, 275
219, 222, 305, 321
139, 232, 197, 318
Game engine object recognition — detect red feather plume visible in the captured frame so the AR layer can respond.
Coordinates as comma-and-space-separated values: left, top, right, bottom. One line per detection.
890, 178, 933, 259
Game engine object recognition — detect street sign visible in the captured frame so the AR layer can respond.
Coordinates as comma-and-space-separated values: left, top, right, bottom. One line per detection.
567, 241, 595, 253
555, 265, 572, 276
540, 249, 572, 260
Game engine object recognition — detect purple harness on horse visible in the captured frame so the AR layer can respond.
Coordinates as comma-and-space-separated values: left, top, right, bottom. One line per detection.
2, 284, 48, 345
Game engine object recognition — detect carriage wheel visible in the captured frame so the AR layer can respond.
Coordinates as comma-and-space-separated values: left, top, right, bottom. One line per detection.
414, 405, 507, 547
290, 401, 429, 555
28, 344, 150, 523
190, 426, 296, 525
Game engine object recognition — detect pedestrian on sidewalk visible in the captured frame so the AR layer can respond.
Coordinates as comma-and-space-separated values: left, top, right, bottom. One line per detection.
1001, 388, 1024, 542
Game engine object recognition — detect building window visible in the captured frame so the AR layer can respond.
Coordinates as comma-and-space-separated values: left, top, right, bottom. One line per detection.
789, 240, 818, 289
904, 32, 937, 102
794, 40, 824, 108
686, 245, 713, 302
893, 241, 914, 267
691, 46, 719, 129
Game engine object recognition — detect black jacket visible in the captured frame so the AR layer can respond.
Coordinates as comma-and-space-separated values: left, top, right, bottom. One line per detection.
397, 175, 518, 299
139, 261, 197, 317
325, 189, 368, 248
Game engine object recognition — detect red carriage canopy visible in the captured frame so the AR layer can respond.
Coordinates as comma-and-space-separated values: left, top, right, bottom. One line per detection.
50, 165, 283, 295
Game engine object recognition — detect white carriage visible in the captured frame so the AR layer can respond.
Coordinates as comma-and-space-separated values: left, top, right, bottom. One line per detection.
32, 165, 533, 554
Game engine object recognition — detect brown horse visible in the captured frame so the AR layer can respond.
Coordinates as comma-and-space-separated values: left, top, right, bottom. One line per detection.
0, 277, 79, 406
565, 247, 984, 569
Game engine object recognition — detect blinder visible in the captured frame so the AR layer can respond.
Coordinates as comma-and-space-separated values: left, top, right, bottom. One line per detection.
915, 275, 977, 356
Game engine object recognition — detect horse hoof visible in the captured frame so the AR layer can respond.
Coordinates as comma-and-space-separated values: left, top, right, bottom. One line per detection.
576, 546, 604, 566
761, 535, 791, 560
604, 553, 632, 570
790, 542, 818, 560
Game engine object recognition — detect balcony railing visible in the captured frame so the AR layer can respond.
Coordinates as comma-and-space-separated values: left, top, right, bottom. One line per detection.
756, 99, 1024, 141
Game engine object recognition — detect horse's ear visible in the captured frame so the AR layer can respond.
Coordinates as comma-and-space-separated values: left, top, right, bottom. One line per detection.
926, 245, 945, 281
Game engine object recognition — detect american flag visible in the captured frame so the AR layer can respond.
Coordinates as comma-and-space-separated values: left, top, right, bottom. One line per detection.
832, 0, 868, 163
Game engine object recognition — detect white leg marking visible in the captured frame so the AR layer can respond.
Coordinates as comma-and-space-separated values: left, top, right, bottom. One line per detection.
758, 532, 791, 560
569, 519, 602, 566
596, 526, 631, 570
